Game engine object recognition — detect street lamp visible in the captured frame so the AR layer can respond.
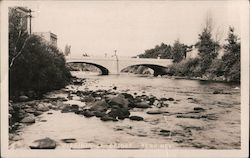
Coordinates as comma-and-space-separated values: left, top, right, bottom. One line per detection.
112, 50, 119, 74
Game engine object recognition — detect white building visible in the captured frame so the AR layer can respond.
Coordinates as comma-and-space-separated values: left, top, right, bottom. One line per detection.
34, 32, 57, 47
186, 45, 225, 59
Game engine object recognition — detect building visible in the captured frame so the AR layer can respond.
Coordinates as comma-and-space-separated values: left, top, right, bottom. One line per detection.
186, 45, 199, 59
34, 32, 58, 47
10, 7, 31, 34
186, 45, 225, 59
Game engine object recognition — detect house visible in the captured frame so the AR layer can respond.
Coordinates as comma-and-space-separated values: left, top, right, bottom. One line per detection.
34, 32, 58, 47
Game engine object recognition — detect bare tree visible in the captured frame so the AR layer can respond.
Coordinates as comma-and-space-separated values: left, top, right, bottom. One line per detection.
9, 7, 31, 69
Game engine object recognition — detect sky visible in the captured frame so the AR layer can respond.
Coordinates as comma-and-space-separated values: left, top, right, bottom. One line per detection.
12, 1, 242, 57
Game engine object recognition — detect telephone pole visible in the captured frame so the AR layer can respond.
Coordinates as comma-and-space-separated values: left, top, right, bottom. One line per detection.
28, 9, 32, 35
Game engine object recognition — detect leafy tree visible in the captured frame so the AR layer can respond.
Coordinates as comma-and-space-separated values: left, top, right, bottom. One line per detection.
221, 27, 240, 82
195, 27, 220, 73
172, 39, 188, 63
138, 43, 172, 59
9, 7, 71, 100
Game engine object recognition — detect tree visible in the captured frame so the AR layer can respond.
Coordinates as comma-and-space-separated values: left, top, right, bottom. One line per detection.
9, 7, 30, 68
172, 39, 188, 63
9, 7, 71, 100
138, 43, 172, 59
64, 44, 71, 56
195, 27, 220, 73
221, 27, 240, 82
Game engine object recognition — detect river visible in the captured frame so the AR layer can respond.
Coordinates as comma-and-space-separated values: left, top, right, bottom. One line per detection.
9, 71, 241, 149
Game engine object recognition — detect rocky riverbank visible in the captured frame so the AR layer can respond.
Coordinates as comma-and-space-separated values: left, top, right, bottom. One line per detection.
9, 73, 240, 149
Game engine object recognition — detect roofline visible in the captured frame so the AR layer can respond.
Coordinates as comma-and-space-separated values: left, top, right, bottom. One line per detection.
15, 7, 30, 13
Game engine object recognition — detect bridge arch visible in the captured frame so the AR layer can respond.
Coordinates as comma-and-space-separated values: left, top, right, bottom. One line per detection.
121, 64, 169, 76
66, 57, 173, 75
66, 61, 109, 75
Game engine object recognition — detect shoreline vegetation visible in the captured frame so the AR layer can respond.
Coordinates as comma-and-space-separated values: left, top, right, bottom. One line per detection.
132, 26, 240, 84
9, 8, 72, 102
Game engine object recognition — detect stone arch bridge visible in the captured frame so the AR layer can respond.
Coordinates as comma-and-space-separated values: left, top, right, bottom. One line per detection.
66, 56, 173, 76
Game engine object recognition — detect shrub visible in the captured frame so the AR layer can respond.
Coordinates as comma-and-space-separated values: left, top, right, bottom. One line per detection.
9, 35, 71, 99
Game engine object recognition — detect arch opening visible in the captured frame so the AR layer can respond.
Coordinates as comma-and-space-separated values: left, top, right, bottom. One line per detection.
121, 64, 169, 76
66, 62, 109, 75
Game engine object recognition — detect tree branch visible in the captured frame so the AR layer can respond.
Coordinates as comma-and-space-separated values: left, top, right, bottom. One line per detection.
9, 36, 29, 68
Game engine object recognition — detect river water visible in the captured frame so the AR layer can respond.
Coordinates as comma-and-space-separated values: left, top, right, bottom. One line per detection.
9, 71, 241, 149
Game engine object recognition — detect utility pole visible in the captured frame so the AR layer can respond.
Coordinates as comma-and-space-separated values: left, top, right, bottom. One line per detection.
27, 9, 32, 35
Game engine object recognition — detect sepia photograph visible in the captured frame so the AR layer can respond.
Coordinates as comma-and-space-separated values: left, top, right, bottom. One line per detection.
1, 0, 249, 157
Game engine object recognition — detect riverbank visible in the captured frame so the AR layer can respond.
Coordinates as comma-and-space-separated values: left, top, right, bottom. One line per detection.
9, 72, 240, 149
121, 65, 240, 84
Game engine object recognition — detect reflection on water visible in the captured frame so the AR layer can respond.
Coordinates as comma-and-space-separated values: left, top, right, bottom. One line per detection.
9, 71, 241, 149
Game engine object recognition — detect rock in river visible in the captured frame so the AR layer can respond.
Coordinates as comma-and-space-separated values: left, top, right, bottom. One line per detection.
61, 104, 79, 113
135, 102, 151, 109
129, 116, 144, 121
36, 103, 49, 112
193, 107, 205, 112
19, 95, 29, 102
108, 94, 129, 108
101, 115, 118, 121
159, 129, 171, 136
89, 100, 108, 112
83, 110, 95, 118
61, 138, 77, 143
20, 114, 35, 123
30, 137, 57, 149
108, 107, 130, 120
146, 110, 168, 115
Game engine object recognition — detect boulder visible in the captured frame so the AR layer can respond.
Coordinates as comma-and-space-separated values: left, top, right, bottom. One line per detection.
25, 108, 36, 114
36, 104, 49, 112
61, 104, 79, 113
120, 93, 134, 100
30, 137, 57, 149
83, 110, 95, 117
89, 100, 108, 112
101, 115, 118, 122
159, 129, 171, 136
20, 114, 35, 123
81, 95, 95, 102
34, 111, 43, 116
135, 102, 151, 109
167, 98, 174, 101
213, 90, 221, 94
108, 94, 129, 108
108, 107, 130, 120
11, 135, 22, 141
193, 107, 205, 112
129, 116, 144, 121
147, 97, 156, 105
160, 97, 168, 101
146, 110, 168, 115
19, 95, 29, 102
18, 109, 27, 120
61, 138, 77, 143
93, 111, 106, 118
